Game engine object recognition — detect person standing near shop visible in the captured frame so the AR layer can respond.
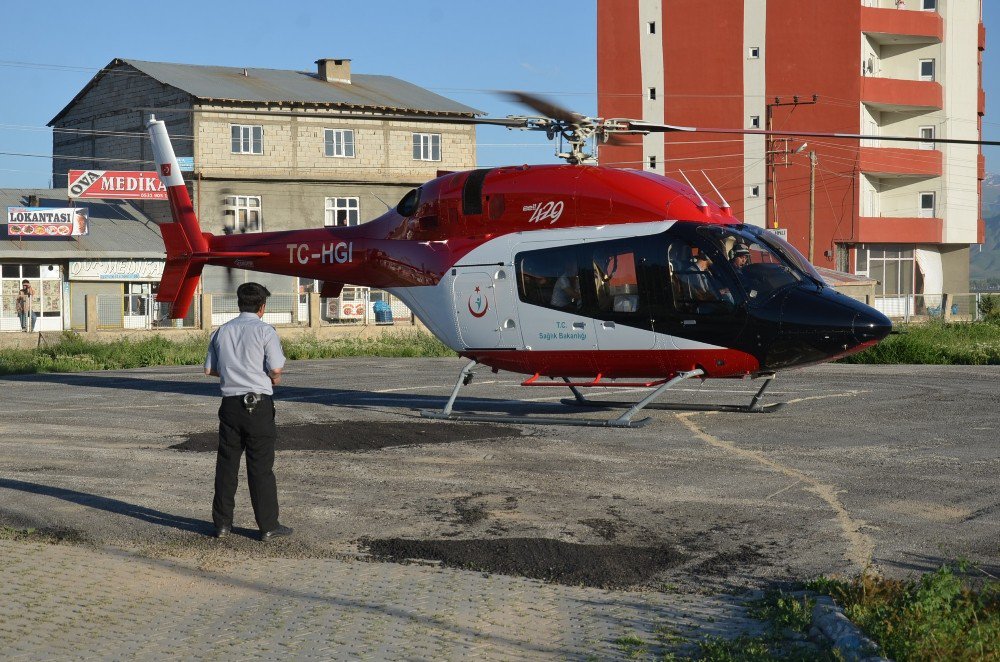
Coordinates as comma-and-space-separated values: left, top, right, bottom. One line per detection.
15, 280, 35, 332
204, 282, 292, 541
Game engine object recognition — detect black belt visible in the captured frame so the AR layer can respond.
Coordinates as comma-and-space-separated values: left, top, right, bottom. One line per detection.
223, 393, 272, 400
223, 392, 272, 414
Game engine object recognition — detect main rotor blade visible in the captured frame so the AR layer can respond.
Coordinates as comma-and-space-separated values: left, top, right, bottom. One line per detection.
628, 120, 1000, 147
500, 91, 583, 124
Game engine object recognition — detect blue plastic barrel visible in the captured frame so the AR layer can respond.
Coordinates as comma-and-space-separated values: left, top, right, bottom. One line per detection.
373, 300, 393, 324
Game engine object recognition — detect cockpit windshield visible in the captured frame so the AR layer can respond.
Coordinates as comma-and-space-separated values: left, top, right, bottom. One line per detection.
740, 225, 823, 282
695, 225, 822, 303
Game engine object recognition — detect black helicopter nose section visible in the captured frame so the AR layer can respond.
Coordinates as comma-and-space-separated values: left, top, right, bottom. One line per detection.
852, 308, 892, 344
749, 284, 892, 371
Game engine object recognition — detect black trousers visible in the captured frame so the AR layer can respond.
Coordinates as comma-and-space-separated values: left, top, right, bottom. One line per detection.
212, 395, 279, 532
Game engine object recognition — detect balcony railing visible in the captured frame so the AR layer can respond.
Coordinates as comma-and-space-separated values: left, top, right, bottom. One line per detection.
861, 6, 943, 45
857, 216, 943, 243
859, 146, 942, 177
861, 77, 942, 111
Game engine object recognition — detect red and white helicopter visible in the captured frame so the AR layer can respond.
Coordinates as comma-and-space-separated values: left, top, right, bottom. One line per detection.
146, 94, 976, 428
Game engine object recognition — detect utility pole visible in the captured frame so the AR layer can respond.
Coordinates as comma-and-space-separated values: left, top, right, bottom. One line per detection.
765, 95, 819, 230
809, 150, 817, 263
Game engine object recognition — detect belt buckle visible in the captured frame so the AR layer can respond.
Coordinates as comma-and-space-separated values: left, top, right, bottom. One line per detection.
242, 392, 260, 414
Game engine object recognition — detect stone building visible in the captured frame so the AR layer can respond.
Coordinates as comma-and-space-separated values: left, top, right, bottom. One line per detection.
48, 57, 480, 295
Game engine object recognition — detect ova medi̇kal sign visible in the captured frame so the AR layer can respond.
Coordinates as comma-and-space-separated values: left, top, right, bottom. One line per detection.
68, 170, 167, 200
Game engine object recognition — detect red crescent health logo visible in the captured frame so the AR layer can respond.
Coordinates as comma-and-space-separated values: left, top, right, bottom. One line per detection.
468, 290, 489, 318
161, 164, 171, 176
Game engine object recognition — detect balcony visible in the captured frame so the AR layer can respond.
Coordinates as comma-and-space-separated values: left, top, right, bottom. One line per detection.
861, 6, 943, 45
859, 146, 941, 177
858, 216, 943, 244
861, 77, 942, 112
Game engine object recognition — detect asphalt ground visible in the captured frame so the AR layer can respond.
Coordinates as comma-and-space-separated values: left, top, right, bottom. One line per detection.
1, 359, 997, 658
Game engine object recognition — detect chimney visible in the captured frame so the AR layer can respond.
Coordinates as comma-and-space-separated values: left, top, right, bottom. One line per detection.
315, 58, 351, 84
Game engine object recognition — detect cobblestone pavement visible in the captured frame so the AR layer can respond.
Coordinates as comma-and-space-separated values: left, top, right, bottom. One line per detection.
0, 538, 763, 660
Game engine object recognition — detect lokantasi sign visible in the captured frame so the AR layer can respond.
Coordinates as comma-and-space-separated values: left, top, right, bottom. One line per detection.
7, 207, 89, 237
68, 170, 167, 200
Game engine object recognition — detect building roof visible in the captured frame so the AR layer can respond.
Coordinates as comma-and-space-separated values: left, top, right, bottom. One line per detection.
50, 58, 483, 125
0, 189, 164, 260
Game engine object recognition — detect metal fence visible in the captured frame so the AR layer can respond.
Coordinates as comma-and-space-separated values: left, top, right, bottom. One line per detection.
97, 294, 200, 330
873, 293, 987, 323
90, 291, 413, 330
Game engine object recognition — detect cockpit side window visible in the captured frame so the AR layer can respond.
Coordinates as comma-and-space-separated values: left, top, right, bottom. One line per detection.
666, 239, 735, 314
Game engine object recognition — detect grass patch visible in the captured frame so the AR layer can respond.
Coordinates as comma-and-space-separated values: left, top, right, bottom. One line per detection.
840, 320, 1000, 365
807, 563, 1000, 661
613, 633, 649, 659
0, 330, 454, 375
748, 590, 815, 635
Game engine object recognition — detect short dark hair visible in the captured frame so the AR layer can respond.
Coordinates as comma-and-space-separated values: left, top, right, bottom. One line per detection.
237, 282, 271, 312
22, 279, 29, 284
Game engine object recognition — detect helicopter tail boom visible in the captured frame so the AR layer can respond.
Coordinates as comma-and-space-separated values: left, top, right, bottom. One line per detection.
148, 116, 269, 318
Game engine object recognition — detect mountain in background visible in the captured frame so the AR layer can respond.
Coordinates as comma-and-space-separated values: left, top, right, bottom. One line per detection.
982, 172, 1000, 218
970, 174, 1000, 285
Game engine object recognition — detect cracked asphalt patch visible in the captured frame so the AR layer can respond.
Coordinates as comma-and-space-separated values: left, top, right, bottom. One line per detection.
363, 537, 689, 589
170, 420, 521, 452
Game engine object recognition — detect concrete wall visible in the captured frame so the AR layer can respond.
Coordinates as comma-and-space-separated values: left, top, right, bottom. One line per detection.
193, 107, 476, 184
51, 62, 193, 190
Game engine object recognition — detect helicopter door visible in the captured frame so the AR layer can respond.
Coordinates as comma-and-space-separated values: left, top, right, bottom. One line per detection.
654, 236, 747, 349
586, 242, 656, 350
453, 271, 502, 349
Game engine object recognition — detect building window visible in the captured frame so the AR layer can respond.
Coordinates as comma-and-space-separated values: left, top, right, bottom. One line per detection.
648, 155, 657, 170
324, 197, 360, 227
856, 245, 914, 298
748, 47, 760, 59
412, 133, 441, 161
750, 116, 761, 129
324, 129, 355, 158
921, 0, 937, 10
647, 21, 656, 34
224, 195, 262, 233
647, 87, 657, 100
749, 185, 761, 198
919, 59, 935, 82
918, 126, 935, 149
1, 263, 62, 330
918, 192, 936, 218
230, 125, 263, 154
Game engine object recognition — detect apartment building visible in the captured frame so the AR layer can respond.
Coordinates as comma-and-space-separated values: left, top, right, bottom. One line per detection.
48, 58, 480, 295
597, 0, 985, 309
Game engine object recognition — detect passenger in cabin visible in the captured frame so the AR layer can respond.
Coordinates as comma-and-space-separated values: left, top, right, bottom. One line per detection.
550, 257, 581, 309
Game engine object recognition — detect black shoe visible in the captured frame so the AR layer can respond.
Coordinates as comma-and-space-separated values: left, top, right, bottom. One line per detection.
261, 524, 292, 541
214, 525, 231, 539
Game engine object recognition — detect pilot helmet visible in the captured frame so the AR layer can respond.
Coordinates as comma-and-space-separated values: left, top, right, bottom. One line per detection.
730, 244, 751, 259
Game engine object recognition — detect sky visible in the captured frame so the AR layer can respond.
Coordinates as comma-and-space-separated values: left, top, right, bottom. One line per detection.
0, 0, 997, 189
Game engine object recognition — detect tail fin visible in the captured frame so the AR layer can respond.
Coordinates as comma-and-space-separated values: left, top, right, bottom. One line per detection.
148, 115, 209, 319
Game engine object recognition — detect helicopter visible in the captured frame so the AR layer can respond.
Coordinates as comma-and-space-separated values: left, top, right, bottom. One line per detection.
143, 94, 936, 428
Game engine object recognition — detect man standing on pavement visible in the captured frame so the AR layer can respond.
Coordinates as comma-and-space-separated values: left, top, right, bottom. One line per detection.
204, 282, 292, 541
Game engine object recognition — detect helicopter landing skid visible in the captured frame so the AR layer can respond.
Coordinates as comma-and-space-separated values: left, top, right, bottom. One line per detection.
419, 361, 704, 428
560, 372, 783, 414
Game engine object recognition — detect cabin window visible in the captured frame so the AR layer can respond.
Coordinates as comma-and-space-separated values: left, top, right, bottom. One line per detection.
749, 116, 761, 129
647, 21, 656, 34
748, 47, 760, 59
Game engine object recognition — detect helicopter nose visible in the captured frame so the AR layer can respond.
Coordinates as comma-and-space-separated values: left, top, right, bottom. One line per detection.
852, 308, 892, 344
